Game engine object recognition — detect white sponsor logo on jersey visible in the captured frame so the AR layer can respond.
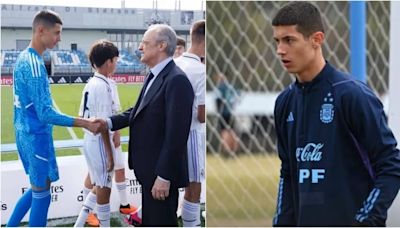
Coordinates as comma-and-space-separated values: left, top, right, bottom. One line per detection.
296, 143, 323, 162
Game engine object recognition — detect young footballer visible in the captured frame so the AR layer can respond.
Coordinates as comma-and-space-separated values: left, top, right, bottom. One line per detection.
272, 2, 400, 226
7, 10, 106, 227
74, 40, 119, 227
174, 19, 206, 227
81, 61, 138, 227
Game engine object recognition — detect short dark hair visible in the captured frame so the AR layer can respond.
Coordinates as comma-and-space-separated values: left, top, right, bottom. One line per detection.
33, 10, 63, 31
176, 36, 186, 48
191, 20, 205, 43
272, 2, 324, 37
88, 40, 119, 68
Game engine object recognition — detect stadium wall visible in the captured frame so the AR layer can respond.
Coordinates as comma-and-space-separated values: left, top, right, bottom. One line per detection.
2, 28, 108, 52
54, 30, 108, 52
1, 4, 203, 31
1, 29, 32, 50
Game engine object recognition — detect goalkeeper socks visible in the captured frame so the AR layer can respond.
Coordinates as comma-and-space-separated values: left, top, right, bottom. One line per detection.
182, 199, 201, 227
97, 203, 111, 227
116, 181, 128, 206
6, 188, 33, 226
29, 189, 51, 227
74, 191, 97, 227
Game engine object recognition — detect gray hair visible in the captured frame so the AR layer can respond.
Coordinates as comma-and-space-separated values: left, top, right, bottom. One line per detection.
148, 24, 177, 56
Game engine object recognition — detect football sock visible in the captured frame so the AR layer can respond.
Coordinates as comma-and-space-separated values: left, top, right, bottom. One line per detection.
74, 192, 97, 227
97, 203, 111, 227
116, 181, 128, 206
182, 199, 201, 227
6, 188, 32, 226
137, 206, 142, 218
29, 189, 51, 227
83, 186, 92, 200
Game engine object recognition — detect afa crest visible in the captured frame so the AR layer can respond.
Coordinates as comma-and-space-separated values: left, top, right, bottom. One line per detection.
320, 104, 334, 123
320, 92, 334, 123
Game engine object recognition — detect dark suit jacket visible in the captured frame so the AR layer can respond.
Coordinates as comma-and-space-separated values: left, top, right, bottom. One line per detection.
110, 60, 194, 189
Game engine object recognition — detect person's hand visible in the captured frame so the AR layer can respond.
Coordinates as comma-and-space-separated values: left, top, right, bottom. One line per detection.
113, 130, 121, 148
85, 118, 100, 134
86, 118, 107, 134
73, 117, 106, 134
151, 177, 170, 201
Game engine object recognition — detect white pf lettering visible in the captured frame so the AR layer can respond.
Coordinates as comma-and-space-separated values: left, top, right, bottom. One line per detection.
311, 169, 325, 183
299, 169, 325, 183
299, 169, 310, 183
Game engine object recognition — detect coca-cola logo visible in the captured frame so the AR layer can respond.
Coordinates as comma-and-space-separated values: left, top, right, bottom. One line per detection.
296, 143, 323, 162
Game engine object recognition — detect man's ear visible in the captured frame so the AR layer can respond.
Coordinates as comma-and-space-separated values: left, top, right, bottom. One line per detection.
159, 41, 167, 51
36, 24, 46, 36
311, 31, 325, 48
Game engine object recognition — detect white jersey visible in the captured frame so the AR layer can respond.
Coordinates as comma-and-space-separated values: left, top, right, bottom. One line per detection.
78, 73, 126, 186
175, 52, 206, 132
109, 78, 121, 114
79, 72, 118, 134
175, 53, 206, 182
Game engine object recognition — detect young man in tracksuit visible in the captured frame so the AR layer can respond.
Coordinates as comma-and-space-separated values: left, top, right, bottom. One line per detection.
272, 2, 400, 226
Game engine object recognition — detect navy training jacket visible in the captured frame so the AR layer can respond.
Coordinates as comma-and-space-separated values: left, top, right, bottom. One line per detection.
273, 62, 400, 226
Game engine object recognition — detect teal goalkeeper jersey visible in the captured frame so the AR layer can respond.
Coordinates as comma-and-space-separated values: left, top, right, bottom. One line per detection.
13, 47, 74, 134
13, 47, 74, 186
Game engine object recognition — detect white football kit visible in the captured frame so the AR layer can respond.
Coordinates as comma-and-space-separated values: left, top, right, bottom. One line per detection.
78, 73, 123, 188
175, 53, 206, 182
108, 78, 125, 171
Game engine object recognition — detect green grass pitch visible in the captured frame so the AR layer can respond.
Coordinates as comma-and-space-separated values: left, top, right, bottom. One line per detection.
206, 153, 280, 227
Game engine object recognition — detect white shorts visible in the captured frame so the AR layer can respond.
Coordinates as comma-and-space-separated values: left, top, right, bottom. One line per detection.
187, 130, 205, 182
113, 145, 125, 170
83, 133, 115, 188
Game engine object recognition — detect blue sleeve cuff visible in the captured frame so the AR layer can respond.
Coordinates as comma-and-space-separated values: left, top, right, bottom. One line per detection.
67, 117, 75, 127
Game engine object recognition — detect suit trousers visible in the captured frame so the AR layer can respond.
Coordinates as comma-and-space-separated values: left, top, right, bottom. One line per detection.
142, 185, 179, 226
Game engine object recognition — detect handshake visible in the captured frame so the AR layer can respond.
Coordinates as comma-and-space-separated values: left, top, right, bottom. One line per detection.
86, 118, 109, 134
75, 117, 109, 134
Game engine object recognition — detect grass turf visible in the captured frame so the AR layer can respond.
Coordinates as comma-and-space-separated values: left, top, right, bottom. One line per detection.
206, 153, 280, 227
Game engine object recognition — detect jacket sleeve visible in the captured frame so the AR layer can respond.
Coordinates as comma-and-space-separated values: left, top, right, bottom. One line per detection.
273, 95, 296, 226
343, 82, 400, 226
110, 107, 133, 131
155, 74, 194, 183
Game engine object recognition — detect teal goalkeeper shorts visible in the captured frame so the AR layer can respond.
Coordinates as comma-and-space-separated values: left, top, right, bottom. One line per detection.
16, 131, 59, 188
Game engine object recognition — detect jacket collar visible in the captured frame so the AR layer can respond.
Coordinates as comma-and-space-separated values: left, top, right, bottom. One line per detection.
295, 60, 334, 90
150, 57, 173, 77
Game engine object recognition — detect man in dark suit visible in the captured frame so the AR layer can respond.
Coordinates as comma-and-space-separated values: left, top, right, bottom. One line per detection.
98, 24, 194, 226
